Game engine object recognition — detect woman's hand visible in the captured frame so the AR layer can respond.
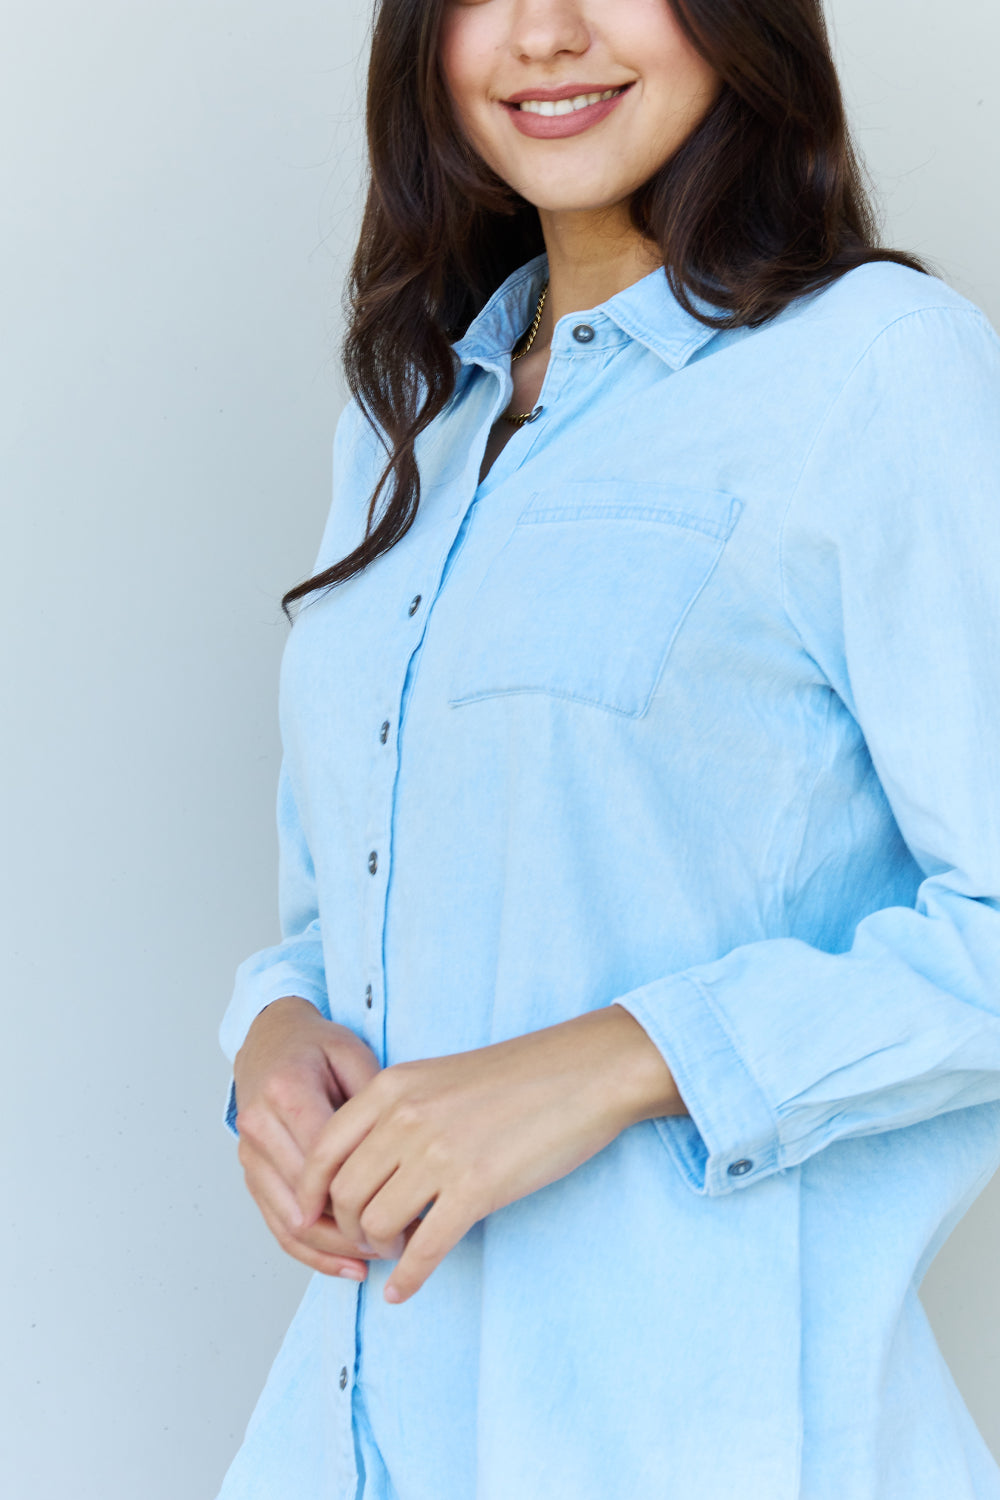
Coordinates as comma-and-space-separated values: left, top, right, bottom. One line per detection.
233, 996, 398, 1280
296, 1004, 684, 1304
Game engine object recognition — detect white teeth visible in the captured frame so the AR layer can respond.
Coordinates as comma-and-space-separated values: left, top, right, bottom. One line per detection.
519, 87, 623, 117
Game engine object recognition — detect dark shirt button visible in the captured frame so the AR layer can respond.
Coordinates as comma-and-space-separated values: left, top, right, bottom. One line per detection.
368, 850, 377, 875
365, 984, 373, 1009
379, 720, 390, 743
408, 595, 422, 616
572, 323, 596, 343
727, 1159, 754, 1176
338, 1366, 348, 1390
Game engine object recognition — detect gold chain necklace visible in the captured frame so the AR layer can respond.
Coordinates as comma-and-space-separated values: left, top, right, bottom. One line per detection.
501, 281, 549, 427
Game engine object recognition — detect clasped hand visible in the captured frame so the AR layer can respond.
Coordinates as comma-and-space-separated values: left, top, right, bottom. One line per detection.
295, 1004, 680, 1305
234, 996, 680, 1305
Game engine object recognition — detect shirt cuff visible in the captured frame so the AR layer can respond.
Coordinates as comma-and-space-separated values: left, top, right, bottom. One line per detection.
612, 972, 781, 1194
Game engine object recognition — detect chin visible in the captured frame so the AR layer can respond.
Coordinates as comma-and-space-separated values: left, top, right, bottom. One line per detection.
508, 177, 637, 216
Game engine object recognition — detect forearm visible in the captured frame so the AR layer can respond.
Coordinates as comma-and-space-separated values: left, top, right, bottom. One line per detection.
546, 1002, 689, 1131
295, 1000, 691, 1303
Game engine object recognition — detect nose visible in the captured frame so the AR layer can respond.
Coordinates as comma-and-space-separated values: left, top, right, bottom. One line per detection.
508, 0, 591, 64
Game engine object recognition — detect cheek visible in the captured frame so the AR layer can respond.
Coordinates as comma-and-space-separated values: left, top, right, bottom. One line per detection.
636, 54, 720, 155
438, 12, 493, 143
617, 3, 719, 106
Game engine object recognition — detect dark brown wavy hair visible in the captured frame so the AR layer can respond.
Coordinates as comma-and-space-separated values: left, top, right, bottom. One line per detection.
282, 0, 927, 616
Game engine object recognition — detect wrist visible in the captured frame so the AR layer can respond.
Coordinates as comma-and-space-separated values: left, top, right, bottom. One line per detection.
591, 1003, 686, 1129
237, 995, 326, 1065
256, 994, 323, 1026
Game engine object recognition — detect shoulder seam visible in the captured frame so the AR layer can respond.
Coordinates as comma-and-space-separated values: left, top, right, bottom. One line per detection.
776, 304, 991, 644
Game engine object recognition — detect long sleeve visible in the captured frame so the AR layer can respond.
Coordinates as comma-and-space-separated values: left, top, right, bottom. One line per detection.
218, 760, 331, 1137
613, 304, 1000, 1195
217, 401, 372, 1138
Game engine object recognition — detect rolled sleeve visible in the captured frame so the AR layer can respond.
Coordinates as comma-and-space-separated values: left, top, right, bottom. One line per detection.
615, 306, 1000, 1196
216, 405, 373, 1138
218, 763, 329, 1139
614, 976, 781, 1193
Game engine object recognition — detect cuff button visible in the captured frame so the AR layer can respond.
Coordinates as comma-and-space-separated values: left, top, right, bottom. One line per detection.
727, 1159, 754, 1177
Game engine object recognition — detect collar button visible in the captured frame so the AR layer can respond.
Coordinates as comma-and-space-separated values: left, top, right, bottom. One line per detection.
572, 323, 596, 344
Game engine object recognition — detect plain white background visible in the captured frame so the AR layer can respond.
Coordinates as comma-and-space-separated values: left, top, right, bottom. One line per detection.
2, 3, 998, 1495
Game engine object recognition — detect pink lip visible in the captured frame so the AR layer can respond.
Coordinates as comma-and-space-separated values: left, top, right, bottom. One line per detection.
503, 83, 633, 141
504, 81, 631, 104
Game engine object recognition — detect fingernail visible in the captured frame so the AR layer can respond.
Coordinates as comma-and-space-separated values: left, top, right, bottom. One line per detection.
384, 1284, 401, 1303
356, 1238, 375, 1254
337, 1266, 366, 1281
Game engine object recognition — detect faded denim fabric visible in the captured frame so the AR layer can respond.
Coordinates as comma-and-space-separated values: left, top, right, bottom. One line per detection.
217, 254, 1000, 1500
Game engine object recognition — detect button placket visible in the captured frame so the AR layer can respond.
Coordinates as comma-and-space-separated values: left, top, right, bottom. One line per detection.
363, 714, 394, 1020
362, 587, 428, 1053
346, 477, 500, 1482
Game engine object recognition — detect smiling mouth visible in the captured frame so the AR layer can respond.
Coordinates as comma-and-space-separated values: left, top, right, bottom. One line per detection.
510, 85, 631, 118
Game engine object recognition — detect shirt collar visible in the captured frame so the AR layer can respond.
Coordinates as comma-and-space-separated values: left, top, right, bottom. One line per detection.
451, 251, 725, 373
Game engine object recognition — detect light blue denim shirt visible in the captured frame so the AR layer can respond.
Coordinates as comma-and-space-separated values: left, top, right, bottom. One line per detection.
217, 253, 1000, 1500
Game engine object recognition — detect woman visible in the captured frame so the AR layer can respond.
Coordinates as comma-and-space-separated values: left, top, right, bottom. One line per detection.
217, 1, 1000, 1496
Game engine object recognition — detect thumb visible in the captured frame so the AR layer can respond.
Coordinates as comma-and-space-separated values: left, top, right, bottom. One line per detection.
323, 1029, 382, 1101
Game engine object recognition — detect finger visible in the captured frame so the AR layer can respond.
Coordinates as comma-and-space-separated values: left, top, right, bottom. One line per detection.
245, 1147, 377, 1263
237, 1102, 310, 1194
327, 1137, 406, 1256
254, 1187, 370, 1280
297, 1093, 380, 1226
350, 1162, 438, 1261
383, 1193, 474, 1305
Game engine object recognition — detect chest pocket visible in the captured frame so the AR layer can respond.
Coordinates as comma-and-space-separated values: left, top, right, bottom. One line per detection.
446, 480, 742, 719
